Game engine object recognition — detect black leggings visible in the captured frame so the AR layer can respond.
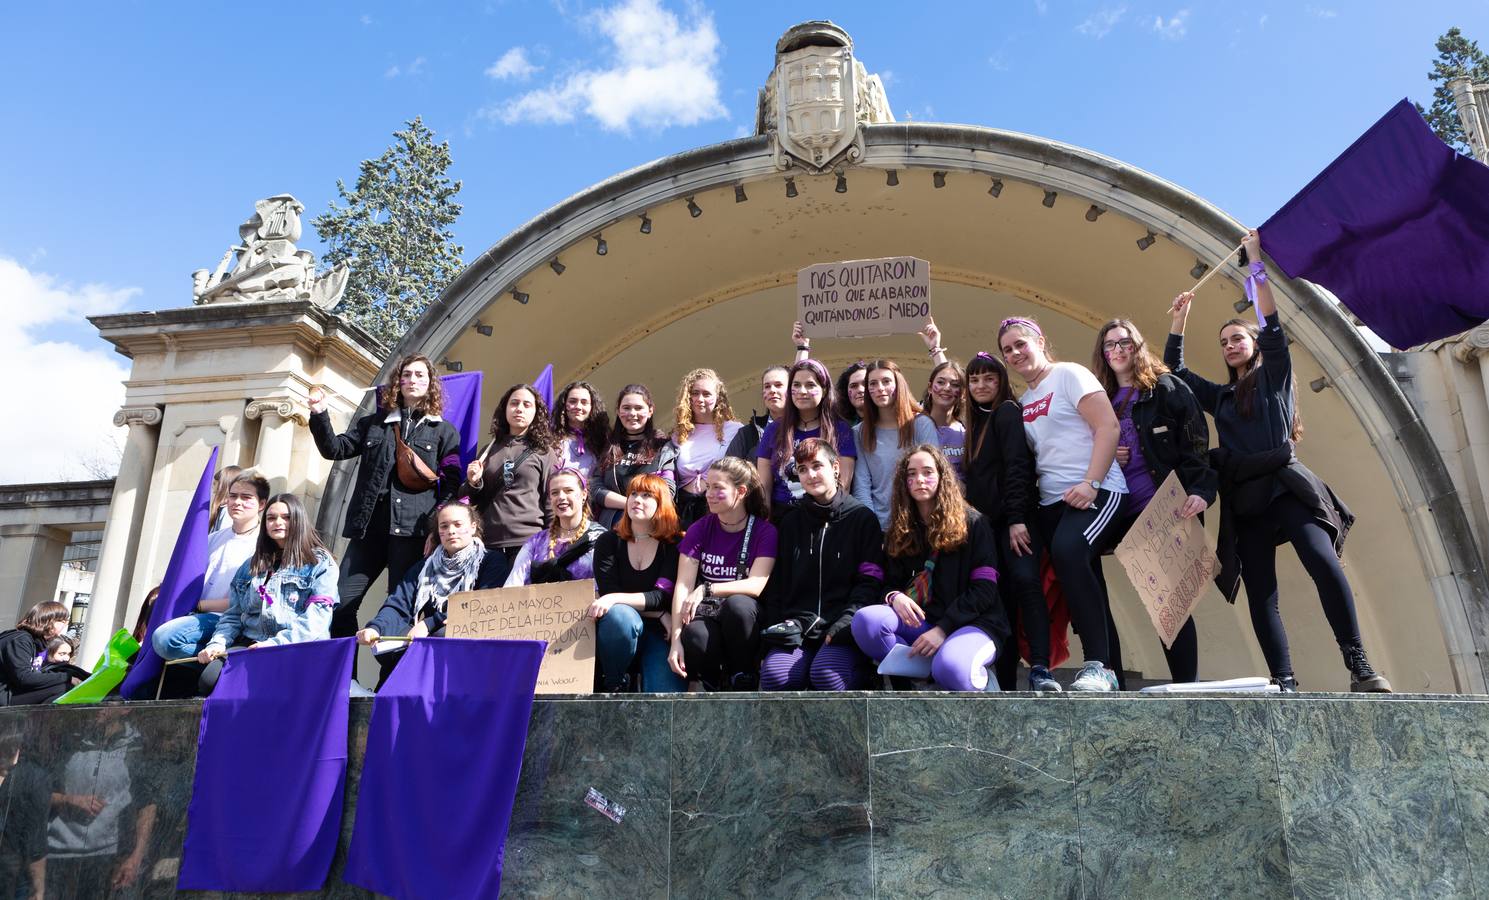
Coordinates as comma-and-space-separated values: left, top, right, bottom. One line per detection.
331, 532, 427, 638
680, 594, 759, 688
993, 521, 1052, 690
1095, 513, 1199, 687
1033, 491, 1129, 666
1235, 493, 1361, 678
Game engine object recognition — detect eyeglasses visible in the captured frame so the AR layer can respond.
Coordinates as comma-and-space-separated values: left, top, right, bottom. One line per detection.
1102, 338, 1137, 353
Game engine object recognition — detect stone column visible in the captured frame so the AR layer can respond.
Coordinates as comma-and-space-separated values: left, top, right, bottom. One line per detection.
0, 525, 71, 627
246, 397, 308, 494
1450, 77, 1489, 163
80, 406, 162, 664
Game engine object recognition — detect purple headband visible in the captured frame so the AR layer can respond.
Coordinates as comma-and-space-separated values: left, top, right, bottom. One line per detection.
795, 358, 831, 384
551, 465, 588, 490
998, 317, 1043, 337
974, 350, 995, 361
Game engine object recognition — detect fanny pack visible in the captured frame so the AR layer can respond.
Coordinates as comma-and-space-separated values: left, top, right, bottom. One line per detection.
394, 422, 439, 491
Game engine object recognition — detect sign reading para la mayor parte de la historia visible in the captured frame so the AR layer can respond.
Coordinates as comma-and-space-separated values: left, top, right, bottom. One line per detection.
797, 256, 931, 339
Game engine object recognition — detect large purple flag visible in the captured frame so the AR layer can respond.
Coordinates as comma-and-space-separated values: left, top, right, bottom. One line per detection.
344, 639, 545, 900
1260, 99, 1489, 348
118, 446, 219, 700
440, 371, 484, 469
178, 638, 356, 891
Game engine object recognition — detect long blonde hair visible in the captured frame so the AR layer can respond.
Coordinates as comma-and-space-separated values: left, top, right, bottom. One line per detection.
672, 368, 736, 444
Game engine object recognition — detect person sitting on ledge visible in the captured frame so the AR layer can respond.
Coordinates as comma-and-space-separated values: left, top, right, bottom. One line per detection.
851, 445, 1010, 692
0, 602, 83, 705
357, 501, 511, 687
589, 474, 686, 693
151, 471, 269, 666
196, 493, 338, 693
759, 438, 884, 692
44, 635, 76, 667
669, 456, 778, 691
504, 468, 607, 587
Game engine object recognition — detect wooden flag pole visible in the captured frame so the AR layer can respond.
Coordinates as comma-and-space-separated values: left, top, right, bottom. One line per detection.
1188, 243, 1245, 295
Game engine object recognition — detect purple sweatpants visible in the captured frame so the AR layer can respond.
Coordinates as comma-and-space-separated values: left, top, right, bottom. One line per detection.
759, 642, 868, 691
851, 604, 998, 692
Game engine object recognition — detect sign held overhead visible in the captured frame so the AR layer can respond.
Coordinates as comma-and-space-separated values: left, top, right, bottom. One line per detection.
797, 256, 931, 339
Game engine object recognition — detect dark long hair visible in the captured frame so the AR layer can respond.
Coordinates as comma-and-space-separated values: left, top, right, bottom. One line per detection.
250, 494, 327, 576
965, 352, 1014, 461
771, 360, 846, 470
490, 383, 556, 452
1220, 318, 1303, 441
552, 380, 611, 459
380, 353, 445, 416
834, 361, 870, 424
600, 384, 668, 471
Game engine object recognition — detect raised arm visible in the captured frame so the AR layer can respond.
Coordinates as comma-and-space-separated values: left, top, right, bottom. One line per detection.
919, 317, 948, 367
792, 321, 812, 364
307, 388, 371, 461
1164, 292, 1222, 412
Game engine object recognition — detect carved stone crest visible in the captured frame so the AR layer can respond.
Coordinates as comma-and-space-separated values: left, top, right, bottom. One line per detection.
192, 194, 349, 310
756, 22, 893, 174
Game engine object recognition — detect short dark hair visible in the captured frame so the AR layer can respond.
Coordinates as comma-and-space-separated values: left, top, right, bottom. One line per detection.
227, 471, 271, 504
17, 601, 69, 639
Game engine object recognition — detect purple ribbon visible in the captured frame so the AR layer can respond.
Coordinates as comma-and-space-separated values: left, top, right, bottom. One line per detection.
1244, 261, 1267, 326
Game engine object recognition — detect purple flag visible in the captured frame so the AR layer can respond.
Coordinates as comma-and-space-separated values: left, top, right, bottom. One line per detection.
440, 371, 484, 469
178, 638, 356, 891
1260, 99, 1489, 348
532, 363, 554, 409
344, 639, 545, 900
118, 446, 219, 700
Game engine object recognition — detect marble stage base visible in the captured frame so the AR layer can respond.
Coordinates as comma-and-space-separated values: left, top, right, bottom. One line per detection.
9, 692, 1487, 899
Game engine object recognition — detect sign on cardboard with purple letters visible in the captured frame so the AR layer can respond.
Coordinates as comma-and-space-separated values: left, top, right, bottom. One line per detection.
1113, 472, 1219, 649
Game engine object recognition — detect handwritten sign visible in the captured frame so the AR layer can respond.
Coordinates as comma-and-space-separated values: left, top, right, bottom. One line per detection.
1113, 473, 1219, 649
797, 256, 931, 338
446, 579, 596, 694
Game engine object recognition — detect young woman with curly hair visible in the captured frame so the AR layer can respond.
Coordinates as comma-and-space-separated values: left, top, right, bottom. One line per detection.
671, 369, 742, 527
309, 353, 462, 638
552, 380, 610, 483
850, 445, 1009, 692
852, 359, 939, 528
757, 359, 857, 520
591, 384, 678, 529
464, 383, 558, 560
835, 361, 870, 425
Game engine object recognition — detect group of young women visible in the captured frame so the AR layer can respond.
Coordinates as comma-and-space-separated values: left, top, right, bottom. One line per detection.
0, 231, 1380, 702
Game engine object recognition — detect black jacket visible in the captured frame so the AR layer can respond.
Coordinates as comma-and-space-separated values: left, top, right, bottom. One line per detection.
1119, 372, 1218, 506
963, 401, 1035, 528
762, 492, 885, 642
366, 550, 512, 637
883, 507, 1011, 645
0, 630, 69, 705
311, 407, 462, 540
725, 413, 770, 463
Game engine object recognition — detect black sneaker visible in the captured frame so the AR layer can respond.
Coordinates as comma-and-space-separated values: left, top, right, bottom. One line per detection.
1340, 642, 1392, 693
1271, 675, 1299, 693
604, 673, 632, 695
728, 671, 758, 692
1027, 666, 1062, 693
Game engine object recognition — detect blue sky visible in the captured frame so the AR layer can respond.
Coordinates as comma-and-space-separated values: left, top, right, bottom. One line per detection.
1, 0, 1485, 479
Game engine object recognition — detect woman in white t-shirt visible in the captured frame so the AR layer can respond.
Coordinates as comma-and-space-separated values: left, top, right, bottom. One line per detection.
998, 316, 1129, 692
670, 368, 743, 528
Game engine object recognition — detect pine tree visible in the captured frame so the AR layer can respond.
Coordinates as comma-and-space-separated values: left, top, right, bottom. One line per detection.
1416, 27, 1489, 152
314, 117, 464, 347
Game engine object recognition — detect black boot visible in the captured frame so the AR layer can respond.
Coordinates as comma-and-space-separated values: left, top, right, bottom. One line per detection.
1270, 674, 1299, 693
1340, 641, 1392, 693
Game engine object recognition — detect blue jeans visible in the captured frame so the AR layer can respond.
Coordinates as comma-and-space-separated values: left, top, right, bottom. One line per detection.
595, 605, 684, 693
152, 612, 220, 660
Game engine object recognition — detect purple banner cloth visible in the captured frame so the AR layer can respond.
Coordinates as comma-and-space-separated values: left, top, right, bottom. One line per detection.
440, 371, 484, 469
532, 363, 554, 409
178, 637, 356, 891
1260, 99, 1489, 348
344, 639, 546, 900
119, 446, 218, 700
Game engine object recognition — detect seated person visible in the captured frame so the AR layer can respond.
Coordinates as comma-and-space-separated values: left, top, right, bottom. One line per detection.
589, 474, 685, 693
44, 636, 76, 667
152, 471, 268, 662
357, 502, 510, 686
759, 439, 884, 691
0, 602, 83, 705
196, 494, 338, 693
851, 445, 1010, 692
504, 468, 607, 586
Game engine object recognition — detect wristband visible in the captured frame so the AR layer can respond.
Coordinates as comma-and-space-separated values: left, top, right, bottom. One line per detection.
884, 591, 898, 606
795, 344, 810, 352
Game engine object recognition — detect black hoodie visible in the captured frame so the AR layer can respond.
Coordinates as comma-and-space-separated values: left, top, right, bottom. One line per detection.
883, 507, 1011, 645
762, 490, 885, 643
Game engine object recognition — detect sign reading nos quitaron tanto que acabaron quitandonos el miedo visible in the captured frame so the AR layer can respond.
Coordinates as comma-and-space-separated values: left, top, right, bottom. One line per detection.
797, 256, 931, 339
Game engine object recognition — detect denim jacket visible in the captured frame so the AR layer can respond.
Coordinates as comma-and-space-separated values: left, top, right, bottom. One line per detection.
206, 549, 338, 651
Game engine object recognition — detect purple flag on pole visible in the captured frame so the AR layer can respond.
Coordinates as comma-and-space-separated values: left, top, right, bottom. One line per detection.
1260, 99, 1489, 348
439, 371, 484, 469
532, 363, 554, 409
178, 638, 357, 892
344, 639, 545, 900
118, 446, 219, 700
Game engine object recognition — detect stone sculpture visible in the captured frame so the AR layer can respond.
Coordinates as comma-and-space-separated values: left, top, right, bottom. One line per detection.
192, 194, 350, 309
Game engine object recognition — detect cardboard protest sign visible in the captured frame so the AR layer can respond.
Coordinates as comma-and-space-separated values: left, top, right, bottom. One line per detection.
1113, 473, 1219, 649
797, 256, 931, 338
446, 579, 596, 694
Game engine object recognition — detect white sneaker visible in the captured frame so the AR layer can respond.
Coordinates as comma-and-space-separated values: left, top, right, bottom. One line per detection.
1069, 661, 1118, 692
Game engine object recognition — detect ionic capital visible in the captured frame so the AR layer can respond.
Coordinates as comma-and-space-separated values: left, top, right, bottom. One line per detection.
245, 397, 309, 426
112, 405, 163, 428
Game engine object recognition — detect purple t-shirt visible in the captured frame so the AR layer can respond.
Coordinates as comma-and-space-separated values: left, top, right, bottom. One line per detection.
937, 422, 966, 479
678, 514, 779, 583
1114, 387, 1158, 512
756, 420, 858, 505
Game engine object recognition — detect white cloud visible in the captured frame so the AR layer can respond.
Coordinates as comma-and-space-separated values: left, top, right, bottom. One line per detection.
1077, 6, 1127, 38
487, 47, 541, 81
0, 258, 134, 482
385, 56, 426, 79
1151, 10, 1189, 39
1305, 5, 1337, 18
1258, 13, 1269, 28
484, 0, 726, 132
360, 13, 372, 25
1034, 0, 1048, 13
